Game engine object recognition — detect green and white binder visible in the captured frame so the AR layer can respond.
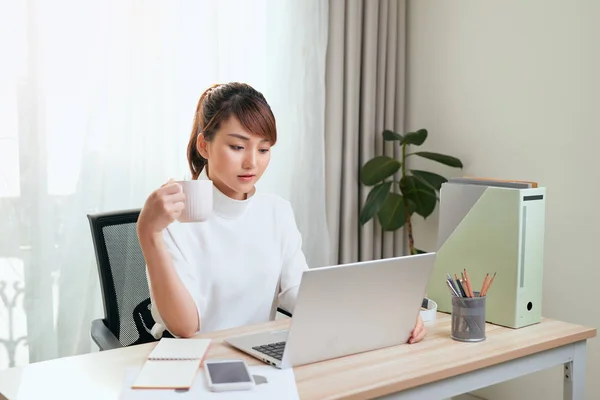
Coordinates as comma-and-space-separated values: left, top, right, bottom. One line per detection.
427, 179, 546, 328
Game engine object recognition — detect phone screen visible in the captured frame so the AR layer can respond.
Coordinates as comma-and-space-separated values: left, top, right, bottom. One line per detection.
206, 361, 252, 384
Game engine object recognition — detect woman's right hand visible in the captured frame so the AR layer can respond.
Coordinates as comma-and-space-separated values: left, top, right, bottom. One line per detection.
138, 179, 186, 237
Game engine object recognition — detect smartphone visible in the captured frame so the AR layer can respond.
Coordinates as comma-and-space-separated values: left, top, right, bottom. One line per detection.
204, 359, 255, 392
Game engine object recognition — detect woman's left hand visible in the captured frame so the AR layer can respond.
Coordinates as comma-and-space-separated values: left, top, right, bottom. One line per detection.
408, 314, 426, 344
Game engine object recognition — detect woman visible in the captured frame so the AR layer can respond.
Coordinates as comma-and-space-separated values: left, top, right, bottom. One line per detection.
137, 82, 426, 343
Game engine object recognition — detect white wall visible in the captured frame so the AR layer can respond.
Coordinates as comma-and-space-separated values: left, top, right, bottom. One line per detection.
406, 1, 600, 399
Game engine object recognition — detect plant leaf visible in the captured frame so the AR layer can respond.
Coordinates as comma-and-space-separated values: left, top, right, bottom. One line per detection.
401, 176, 437, 218
413, 151, 463, 168
382, 130, 403, 141
359, 181, 392, 225
377, 193, 408, 231
415, 248, 427, 254
360, 156, 401, 186
410, 169, 447, 191
401, 129, 428, 146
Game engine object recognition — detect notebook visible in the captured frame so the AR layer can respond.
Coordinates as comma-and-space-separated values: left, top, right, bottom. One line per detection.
132, 338, 211, 390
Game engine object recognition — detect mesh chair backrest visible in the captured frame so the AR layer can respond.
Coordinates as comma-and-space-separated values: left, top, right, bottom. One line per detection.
88, 210, 157, 347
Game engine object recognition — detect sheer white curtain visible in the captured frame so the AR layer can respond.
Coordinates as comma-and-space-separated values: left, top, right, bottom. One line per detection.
0, 0, 328, 367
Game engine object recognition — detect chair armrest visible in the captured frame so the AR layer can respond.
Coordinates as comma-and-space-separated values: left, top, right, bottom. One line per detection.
276, 307, 292, 318
91, 319, 123, 351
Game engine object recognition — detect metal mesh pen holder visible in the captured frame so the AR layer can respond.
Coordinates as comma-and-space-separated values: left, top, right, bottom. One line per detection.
451, 294, 486, 342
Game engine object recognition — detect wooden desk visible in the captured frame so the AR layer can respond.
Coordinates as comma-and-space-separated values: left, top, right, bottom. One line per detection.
0, 313, 595, 400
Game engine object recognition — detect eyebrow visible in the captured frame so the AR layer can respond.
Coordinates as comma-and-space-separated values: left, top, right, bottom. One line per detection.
227, 133, 270, 143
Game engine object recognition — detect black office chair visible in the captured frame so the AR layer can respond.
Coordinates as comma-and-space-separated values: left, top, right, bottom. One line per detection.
88, 209, 292, 351
88, 209, 166, 350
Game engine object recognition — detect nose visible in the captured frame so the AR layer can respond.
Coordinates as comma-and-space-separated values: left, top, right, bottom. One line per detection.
242, 151, 257, 170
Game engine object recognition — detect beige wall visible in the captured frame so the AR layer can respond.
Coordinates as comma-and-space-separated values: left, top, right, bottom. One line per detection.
406, 1, 600, 399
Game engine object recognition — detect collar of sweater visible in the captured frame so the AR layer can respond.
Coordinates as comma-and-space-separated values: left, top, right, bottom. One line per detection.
198, 167, 254, 218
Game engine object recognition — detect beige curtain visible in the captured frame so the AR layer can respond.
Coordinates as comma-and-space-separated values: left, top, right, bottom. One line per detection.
325, 0, 407, 265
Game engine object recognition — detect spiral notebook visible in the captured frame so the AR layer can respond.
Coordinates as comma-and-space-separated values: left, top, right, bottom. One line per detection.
132, 338, 211, 390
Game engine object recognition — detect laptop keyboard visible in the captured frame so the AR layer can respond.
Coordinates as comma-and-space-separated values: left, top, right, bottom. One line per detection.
252, 341, 286, 361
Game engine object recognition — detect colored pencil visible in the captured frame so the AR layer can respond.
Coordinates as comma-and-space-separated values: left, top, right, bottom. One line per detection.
481, 272, 497, 296
479, 273, 490, 297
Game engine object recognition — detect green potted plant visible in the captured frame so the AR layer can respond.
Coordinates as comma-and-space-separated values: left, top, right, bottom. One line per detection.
359, 129, 463, 255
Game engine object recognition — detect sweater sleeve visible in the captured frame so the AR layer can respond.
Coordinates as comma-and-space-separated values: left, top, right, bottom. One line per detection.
278, 201, 310, 314
147, 225, 204, 338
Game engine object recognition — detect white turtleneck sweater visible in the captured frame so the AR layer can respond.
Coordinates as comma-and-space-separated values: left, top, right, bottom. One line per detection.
148, 170, 309, 337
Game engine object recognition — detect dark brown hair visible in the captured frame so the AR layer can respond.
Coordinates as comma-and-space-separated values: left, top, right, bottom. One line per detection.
187, 82, 277, 179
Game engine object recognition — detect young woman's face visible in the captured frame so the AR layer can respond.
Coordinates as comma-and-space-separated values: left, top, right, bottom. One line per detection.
199, 116, 272, 200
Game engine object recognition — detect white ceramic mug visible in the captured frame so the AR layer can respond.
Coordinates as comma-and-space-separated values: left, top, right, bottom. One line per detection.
175, 180, 213, 222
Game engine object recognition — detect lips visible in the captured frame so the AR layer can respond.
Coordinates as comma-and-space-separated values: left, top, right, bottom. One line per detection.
238, 174, 255, 182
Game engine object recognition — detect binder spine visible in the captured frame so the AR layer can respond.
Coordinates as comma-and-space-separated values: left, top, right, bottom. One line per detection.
516, 188, 546, 327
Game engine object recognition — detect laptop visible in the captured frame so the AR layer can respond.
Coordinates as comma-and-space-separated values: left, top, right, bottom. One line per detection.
224, 252, 436, 369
